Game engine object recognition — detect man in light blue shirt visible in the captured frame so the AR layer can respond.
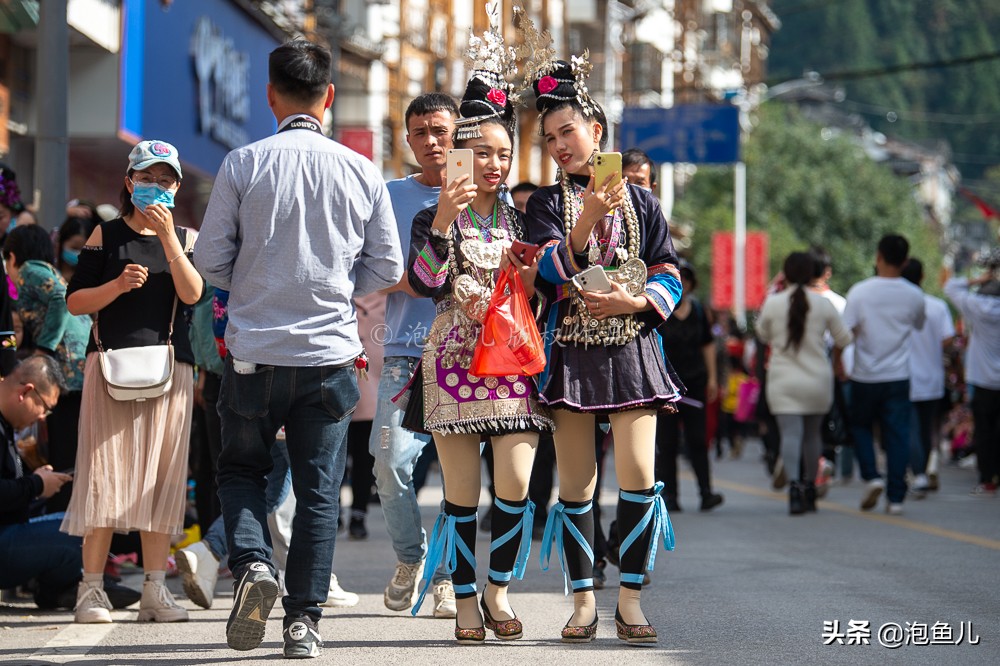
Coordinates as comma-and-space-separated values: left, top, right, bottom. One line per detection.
194, 40, 402, 659
373, 93, 459, 620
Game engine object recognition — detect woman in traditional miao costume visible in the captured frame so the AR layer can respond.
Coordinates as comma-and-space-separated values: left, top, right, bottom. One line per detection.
405, 12, 553, 644
522, 42, 684, 644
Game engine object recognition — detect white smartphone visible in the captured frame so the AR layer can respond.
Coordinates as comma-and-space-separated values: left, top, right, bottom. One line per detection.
573, 265, 613, 293
446, 149, 475, 187
594, 151, 622, 190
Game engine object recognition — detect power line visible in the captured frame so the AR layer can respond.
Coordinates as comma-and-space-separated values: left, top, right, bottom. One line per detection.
837, 99, 1000, 125
775, 0, 843, 17
822, 49, 1000, 81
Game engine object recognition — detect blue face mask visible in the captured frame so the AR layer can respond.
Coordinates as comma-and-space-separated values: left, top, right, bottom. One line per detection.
7, 218, 16, 233
131, 182, 176, 212
62, 248, 80, 267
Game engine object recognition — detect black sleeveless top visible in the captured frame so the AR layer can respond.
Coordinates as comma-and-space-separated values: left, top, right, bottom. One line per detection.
67, 219, 195, 364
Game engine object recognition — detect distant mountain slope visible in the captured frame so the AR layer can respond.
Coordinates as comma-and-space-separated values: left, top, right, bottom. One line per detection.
768, 0, 1000, 180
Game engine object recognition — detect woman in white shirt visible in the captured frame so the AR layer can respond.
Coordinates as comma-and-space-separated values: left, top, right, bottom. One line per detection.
757, 252, 852, 514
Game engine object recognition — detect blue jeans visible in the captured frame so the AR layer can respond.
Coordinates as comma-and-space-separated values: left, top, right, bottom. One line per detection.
204, 439, 292, 561
850, 379, 911, 503
368, 357, 436, 568
0, 513, 81, 605
217, 357, 357, 621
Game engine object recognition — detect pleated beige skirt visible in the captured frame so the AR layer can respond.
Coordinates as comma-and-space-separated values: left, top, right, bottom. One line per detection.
61, 353, 194, 537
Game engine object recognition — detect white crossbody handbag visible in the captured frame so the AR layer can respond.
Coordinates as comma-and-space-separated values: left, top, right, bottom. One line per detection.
95, 296, 177, 402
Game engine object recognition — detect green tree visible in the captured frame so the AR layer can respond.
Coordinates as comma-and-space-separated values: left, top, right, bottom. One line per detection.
673, 106, 941, 302
769, 0, 1000, 180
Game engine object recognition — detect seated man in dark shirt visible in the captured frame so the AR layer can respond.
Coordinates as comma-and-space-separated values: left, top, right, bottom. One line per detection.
0, 356, 137, 609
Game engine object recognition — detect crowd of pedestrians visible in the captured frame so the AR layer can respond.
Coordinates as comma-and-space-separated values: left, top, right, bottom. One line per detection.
1, 19, 998, 662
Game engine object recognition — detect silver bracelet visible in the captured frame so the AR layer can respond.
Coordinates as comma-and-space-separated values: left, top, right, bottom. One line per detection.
429, 226, 450, 239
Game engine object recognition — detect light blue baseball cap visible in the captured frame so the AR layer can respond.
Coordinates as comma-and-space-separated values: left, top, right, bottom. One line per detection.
127, 140, 182, 179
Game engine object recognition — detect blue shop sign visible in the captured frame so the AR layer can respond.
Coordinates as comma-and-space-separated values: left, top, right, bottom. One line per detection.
119, 0, 280, 176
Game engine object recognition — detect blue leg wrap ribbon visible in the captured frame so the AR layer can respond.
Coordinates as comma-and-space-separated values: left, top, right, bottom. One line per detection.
410, 511, 477, 616
489, 497, 536, 581
539, 500, 594, 595
618, 481, 675, 574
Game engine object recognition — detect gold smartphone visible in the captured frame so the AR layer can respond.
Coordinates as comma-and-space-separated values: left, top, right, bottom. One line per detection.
594, 151, 622, 190
446, 149, 475, 187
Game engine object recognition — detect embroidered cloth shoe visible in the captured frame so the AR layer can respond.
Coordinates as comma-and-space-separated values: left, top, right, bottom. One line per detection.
227, 562, 279, 651
480, 594, 522, 640
860, 478, 885, 511
283, 614, 322, 659
454, 617, 487, 645
384, 560, 424, 611
176, 540, 219, 609
615, 606, 657, 645
137, 580, 189, 622
561, 613, 598, 643
432, 579, 457, 618
74, 582, 113, 624
321, 573, 359, 608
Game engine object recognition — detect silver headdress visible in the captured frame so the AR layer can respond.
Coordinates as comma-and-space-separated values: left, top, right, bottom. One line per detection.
455, 0, 519, 141
515, 6, 599, 122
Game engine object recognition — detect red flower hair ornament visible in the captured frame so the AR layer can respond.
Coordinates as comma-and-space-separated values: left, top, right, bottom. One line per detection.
486, 87, 507, 107
538, 76, 558, 95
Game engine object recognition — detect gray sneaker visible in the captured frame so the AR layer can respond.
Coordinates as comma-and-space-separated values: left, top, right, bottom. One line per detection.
283, 615, 322, 659
432, 580, 457, 618
384, 560, 424, 611
226, 562, 279, 651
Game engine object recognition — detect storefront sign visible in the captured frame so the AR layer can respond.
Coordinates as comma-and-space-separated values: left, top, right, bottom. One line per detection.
120, 0, 280, 175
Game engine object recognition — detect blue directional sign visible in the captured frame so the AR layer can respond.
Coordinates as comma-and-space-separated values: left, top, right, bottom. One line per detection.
620, 104, 740, 164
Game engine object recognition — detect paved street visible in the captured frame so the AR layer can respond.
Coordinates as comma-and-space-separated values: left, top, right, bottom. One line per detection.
3, 443, 999, 665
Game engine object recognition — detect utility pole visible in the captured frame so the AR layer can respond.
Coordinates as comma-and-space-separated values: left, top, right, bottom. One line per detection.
34, 0, 69, 230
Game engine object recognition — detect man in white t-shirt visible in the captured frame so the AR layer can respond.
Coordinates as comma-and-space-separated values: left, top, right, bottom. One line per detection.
901, 259, 955, 496
944, 262, 1000, 496
843, 235, 925, 515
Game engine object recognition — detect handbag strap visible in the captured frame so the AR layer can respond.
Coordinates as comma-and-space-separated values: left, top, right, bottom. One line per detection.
95, 227, 194, 351
95, 295, 178, 352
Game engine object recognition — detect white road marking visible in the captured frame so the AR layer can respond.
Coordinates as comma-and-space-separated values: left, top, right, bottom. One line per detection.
28, 613, 126, 663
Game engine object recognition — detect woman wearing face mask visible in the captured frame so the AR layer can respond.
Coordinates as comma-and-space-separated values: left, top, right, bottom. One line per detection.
56, 217, 94, 284
3, 225, 92, 512
522, 49, 683, 643
60, 140, 203, 624
405, 22, 552, 644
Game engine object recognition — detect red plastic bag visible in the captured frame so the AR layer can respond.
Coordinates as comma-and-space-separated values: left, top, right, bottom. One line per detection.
470, 266, 546, 377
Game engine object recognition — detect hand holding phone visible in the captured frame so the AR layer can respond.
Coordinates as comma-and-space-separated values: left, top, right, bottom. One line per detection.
573, 265, 613, 293
509, 240, 540, 265
594, 152, 622, 191
446, 149, 475, 188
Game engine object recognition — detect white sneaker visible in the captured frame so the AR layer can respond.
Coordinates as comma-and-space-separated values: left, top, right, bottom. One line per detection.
384, 560, 424, 611
911, 474, 929, 499
137, 580, 189, 622
75, 583, 113, 624
886, 503, 903, 516
321, 573, 359, 608
860, 478, 885, 511
432, 580, 457, 618
175, 541, 219, 610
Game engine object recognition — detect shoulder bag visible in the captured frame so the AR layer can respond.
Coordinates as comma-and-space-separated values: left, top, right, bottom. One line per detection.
95, 296, 177, 402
